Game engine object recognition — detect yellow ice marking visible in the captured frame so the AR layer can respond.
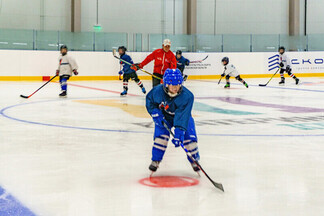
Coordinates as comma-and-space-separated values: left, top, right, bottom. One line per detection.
74, 99, 151, 118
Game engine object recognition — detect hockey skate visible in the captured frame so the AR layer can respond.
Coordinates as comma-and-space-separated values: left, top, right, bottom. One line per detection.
142, 87, 146, 94
224, 83, 230, 88
149, 161, 160, 172
59, 91, 67, 97
279, 78, 285, 85
120, 90, 127, 96
295, 78, 300, 85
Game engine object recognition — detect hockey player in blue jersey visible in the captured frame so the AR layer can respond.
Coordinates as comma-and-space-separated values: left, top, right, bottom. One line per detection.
146, 68, 200, 173
176, 50, 190, 81
118, 46, 146, 96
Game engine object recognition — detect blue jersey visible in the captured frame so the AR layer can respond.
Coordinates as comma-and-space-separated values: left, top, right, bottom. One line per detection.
176, 56, 190, 71
120, 54, 135, 74
146, 85, 194, 131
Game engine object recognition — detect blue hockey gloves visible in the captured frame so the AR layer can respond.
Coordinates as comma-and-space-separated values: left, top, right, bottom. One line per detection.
172, 128, 185, 148
151, 109, 166, 127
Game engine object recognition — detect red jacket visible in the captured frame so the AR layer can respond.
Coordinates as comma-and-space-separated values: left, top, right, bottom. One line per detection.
140, 49, 177, 75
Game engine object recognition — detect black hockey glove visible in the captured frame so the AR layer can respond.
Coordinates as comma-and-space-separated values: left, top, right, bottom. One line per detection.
279, 62, 284, 68
221, 73, 225, 77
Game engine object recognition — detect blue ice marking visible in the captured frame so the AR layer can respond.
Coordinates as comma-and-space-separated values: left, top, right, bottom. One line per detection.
0, 186, 36, 216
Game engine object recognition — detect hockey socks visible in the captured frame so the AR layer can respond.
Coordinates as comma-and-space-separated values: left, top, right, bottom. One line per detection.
290, 73, 297, 79
123, 81, 128, 91
289, 72, 300, 85
121, 81, 128, 96
288, 72, 300, 85
136, 80, 146, 94
240, 80, 248, 88
136, 80, 143, 88
60, 78, 68, 91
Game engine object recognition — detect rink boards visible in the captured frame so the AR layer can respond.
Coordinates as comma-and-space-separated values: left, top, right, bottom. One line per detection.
0, 50, 324, 81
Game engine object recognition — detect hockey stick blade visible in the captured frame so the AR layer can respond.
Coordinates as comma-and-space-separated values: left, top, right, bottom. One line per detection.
190, 55, 209, 63
162, 122, 224, 192
259, 67, 281, 87
194, 160, 224, 192
112, 49, 117, 57
19, 75, 57, 99
202, 55, 209, 61
213, 181, 224, 192
20, 95, 29, 99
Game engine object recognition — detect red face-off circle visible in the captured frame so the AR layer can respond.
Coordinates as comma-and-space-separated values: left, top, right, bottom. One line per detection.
139, 176, 199, 188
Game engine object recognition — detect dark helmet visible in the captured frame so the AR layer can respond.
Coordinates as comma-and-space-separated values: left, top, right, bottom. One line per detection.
176, 50, 182, 55
278, 46, 285, 52
118, 46, 127, 53
60, 45, 68, 51
222, 57, 229, 64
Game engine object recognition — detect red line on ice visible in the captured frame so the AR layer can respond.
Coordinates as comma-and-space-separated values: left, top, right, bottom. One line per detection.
55, 82, 140, 96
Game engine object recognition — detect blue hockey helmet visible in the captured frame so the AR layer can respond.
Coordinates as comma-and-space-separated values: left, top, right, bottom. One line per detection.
163, 68, 183, 97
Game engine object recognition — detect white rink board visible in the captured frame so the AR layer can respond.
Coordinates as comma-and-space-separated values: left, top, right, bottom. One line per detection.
0, 50, 324, 78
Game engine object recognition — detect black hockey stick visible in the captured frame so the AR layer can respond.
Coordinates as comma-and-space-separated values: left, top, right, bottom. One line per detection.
20, 75, 58, 99
163, 122, 224, 192
190, 55, 209, 63
259, 67, 280, 87
112, 49, 162, 80
218, 69, 225, 84
218, 76, 223, 85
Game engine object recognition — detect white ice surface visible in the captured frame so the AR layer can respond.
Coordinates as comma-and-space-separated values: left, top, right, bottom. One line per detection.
0, 78, 323, 216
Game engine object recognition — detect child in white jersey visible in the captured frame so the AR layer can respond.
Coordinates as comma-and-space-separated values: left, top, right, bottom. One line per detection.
221, 57, 248, 88
278, 46, 299, 85
55, 45, 78, 97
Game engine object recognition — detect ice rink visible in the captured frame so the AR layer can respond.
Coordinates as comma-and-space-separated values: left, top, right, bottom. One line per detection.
0, 78, 323, 216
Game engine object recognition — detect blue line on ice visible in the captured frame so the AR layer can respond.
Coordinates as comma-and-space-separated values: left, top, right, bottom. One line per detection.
0, 186, 36, 216
1, 99, 324, 137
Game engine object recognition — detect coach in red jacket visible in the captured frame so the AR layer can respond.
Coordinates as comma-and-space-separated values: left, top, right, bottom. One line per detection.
132, 39, 177, 87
